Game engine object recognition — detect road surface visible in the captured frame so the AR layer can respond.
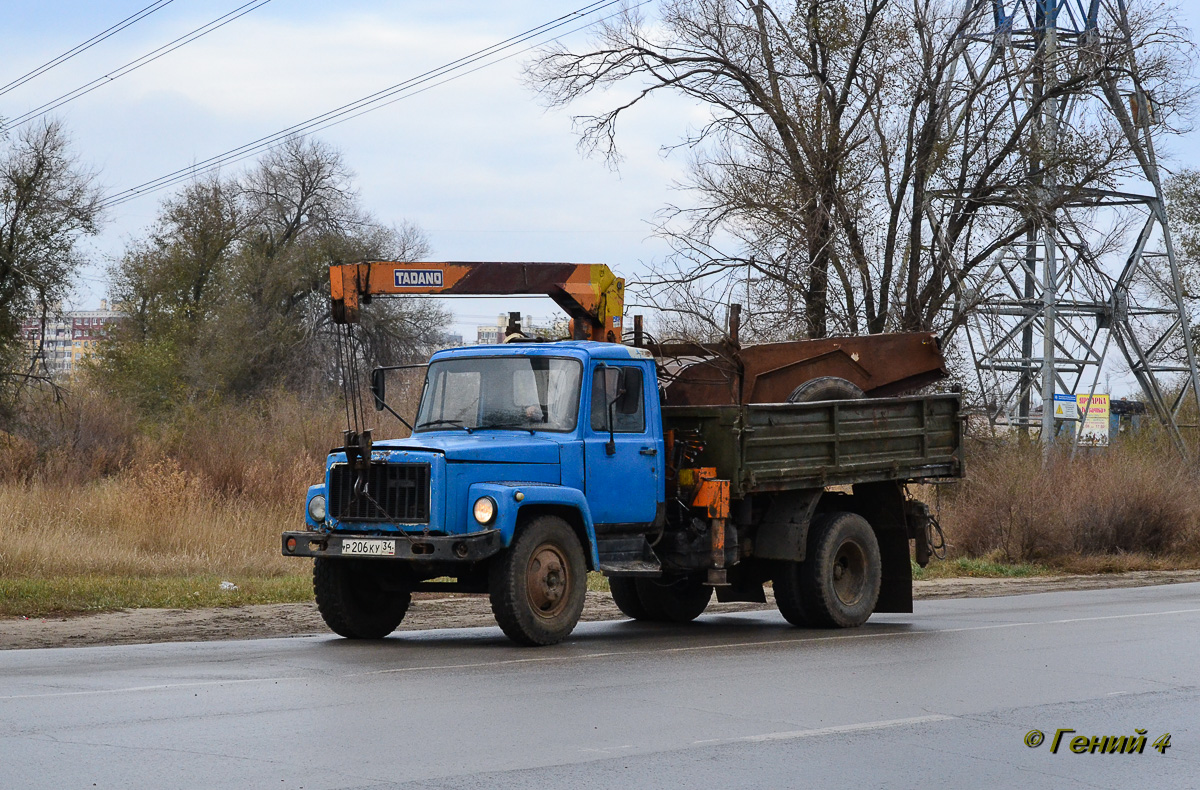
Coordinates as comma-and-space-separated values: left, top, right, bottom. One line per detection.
2, 583, 1198, 789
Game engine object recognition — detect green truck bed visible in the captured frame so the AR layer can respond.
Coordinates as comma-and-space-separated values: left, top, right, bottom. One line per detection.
662, 394, 964, 498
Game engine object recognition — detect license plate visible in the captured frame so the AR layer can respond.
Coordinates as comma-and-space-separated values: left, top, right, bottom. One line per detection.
341, 538, 396, 556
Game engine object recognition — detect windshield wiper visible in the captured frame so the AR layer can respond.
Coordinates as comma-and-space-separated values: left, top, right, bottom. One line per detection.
475, 424, 537, 435
415, 419, 472, 433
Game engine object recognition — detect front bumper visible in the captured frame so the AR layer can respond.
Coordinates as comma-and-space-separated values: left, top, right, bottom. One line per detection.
281, 529, 503, 562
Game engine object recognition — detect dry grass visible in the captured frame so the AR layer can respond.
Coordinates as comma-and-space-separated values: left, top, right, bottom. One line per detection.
0, 465, 299, 578
938, 435, 1200, 568
0, 385, 429, 614
0, 388, 355, 583
3, 383, 1200, 616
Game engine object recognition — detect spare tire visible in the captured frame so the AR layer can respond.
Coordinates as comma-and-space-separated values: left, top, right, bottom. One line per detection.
788, 376, 864, 403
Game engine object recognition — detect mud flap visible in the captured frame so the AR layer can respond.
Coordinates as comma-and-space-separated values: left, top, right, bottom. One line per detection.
874, 527, 913, 613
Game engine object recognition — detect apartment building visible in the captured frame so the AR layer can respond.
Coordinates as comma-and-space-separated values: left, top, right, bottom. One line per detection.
21, 301, 122, 376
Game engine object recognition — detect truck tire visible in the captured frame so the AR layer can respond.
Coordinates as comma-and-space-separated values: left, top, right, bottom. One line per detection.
313, 557, 411, 639
609, 577, 653, 620
635, 576, 713, 623
788, 376, 865, 403
489, 515, 587, 646
775, 512, 881, 628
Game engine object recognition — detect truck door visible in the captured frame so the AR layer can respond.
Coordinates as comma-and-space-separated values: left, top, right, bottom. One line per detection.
584, 362, 662, 526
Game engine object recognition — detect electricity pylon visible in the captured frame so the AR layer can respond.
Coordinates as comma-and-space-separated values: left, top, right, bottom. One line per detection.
935, 0, 1200, 455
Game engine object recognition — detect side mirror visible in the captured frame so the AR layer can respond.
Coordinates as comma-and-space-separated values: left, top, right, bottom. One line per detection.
371, 368, 386, 412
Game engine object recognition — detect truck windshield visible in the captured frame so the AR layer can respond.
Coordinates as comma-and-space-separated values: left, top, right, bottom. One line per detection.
415, 356, 582, 433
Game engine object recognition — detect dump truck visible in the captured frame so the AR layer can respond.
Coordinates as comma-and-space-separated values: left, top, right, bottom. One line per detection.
282, 261, 963, 645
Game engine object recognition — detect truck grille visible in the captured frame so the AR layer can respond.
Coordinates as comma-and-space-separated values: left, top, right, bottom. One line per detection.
328, 462, 431, 523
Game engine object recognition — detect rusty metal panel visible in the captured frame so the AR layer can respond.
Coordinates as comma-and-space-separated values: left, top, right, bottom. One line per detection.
657, 333, 948, 406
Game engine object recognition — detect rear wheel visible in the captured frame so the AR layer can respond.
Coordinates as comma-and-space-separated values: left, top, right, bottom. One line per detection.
775, 512, 881, 628
609, 576, 652, 620
313, 557, 411, 639
772, 560, 810, 627
635, 576, 713, 623
489, 515, 587, 646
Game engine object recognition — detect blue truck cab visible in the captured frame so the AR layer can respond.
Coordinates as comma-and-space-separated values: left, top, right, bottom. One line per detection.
284, 341, 667, 645
284, 338, 963, 646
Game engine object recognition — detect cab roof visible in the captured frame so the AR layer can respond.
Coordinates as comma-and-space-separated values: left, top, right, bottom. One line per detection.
430, 340, 653, 363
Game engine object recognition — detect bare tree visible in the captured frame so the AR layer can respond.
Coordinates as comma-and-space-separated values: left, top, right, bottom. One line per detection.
0, 120, 102, 410
528, 0, 1194, 340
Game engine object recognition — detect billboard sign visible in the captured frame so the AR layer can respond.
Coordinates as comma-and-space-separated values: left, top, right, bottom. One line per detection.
1075, 393, 1110, 447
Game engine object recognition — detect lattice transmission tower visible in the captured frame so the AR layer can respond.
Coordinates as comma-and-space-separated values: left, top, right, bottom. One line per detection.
934, 0, 1200, 454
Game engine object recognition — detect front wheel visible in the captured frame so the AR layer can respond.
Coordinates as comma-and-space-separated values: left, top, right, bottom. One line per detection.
313, 557, 411, 639
489, 516, 587, 646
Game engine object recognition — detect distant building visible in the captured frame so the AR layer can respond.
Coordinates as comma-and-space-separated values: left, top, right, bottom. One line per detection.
475, 313, 569, 345
22, 300, 122, 376
475, 314, 508, 345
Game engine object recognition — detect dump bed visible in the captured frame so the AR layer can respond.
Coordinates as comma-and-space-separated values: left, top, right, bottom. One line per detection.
663, 394, 964, 498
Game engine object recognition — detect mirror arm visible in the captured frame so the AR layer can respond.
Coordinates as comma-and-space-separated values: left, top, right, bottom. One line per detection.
380, 401, 414, 433
606, 401, 616, 455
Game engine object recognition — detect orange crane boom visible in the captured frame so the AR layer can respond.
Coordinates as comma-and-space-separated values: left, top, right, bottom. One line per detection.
330, 260, 626, 342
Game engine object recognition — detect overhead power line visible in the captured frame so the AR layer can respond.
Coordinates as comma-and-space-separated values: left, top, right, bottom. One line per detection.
97, 0, 648, 209
0, 0, 272, 134
0, 0, 179, 99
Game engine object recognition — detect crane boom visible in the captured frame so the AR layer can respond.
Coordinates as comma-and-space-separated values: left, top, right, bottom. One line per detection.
330, 260, 626, 342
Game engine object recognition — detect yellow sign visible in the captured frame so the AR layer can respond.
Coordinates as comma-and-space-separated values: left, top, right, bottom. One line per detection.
1075, 393, 1110, 447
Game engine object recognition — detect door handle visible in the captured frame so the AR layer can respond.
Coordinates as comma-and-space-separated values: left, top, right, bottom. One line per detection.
639, 447, 657, 456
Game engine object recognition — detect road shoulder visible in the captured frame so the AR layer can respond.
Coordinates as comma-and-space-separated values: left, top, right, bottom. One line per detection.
3, 570, 1199, 650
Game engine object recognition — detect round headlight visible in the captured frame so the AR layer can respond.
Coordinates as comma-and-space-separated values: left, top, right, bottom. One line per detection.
473, 496, 497, 525
308, 494, 327, 523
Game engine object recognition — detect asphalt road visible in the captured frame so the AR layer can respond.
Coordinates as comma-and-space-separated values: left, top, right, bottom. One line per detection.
2, 584, 1198, 790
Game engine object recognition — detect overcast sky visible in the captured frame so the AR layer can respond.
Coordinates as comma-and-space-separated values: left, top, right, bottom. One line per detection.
0, 0, 702, 336
3, 0, 1200, 344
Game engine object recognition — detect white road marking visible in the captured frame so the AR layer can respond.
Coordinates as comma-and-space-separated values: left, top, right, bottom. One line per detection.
579, 744, 636, 755
3, 606, 1199, 700
692, 714, 956, 746
0, 676, 291, 701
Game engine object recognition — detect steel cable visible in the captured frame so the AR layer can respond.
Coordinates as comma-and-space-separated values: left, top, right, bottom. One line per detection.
0, 0, 179, 98
96, 0, 648, 209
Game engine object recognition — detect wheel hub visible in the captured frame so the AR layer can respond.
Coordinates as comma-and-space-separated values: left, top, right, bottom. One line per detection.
527, 543, 571, 619
832, 539, 867, 606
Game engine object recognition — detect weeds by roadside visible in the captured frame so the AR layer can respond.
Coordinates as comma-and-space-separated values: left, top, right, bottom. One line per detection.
911, 557, 1052, 581
0, 574, 313, 618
